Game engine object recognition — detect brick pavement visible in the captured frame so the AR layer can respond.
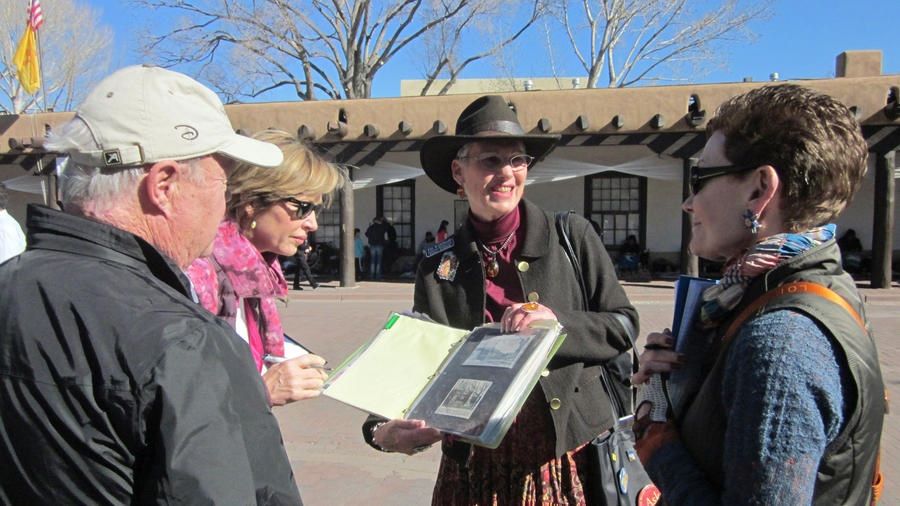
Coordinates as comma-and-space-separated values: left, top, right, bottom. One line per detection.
277, 279, 899, 505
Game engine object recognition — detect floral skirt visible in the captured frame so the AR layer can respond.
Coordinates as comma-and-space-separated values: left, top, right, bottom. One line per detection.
432, 391, 589, 506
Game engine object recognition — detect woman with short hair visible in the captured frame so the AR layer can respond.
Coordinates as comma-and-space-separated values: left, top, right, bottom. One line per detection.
634, 84, 885, 505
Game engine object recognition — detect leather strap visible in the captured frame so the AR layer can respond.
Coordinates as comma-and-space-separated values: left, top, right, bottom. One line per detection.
723, 281, 865, 344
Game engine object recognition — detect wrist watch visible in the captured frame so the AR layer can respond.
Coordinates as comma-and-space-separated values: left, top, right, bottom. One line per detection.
369, 421, 390, 452
369, 421, 434, 454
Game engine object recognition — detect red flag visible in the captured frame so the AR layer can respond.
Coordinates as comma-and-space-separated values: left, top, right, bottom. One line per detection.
28, 0, 44, 31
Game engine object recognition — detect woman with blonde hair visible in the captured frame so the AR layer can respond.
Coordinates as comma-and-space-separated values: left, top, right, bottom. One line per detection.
188, 129, 344, 406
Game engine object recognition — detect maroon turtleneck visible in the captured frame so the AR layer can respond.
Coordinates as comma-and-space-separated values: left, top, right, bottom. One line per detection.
468, 202, 526, 322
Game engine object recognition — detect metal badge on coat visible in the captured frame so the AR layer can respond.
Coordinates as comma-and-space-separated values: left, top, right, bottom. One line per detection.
436, 252, 459, 282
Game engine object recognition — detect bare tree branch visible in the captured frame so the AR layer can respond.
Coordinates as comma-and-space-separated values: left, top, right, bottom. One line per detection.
135, 0, 533, 101
554, 0, 771, 88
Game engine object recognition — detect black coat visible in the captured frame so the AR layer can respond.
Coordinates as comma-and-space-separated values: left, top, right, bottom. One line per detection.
414, 199, 638, 456
0, 205, 301, 505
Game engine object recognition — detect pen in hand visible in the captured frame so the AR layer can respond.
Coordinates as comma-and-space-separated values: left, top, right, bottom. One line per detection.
263, 354, 332, 371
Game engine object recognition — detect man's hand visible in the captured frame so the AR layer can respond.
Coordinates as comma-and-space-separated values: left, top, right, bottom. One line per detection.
373, 419, 442, 455
263, 354, 329, 406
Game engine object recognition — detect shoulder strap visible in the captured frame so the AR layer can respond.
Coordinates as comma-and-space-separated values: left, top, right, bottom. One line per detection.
722, 281, 865, 344
721, 280, 883, 503
555, 211, 639, 419
554, 211, 638, 349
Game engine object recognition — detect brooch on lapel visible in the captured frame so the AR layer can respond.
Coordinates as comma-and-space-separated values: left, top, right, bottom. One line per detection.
436, 252, 459, 282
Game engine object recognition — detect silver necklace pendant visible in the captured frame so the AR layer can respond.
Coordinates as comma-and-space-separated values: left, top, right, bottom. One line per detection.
485, 255, 500, 278
479, 230, 514, 279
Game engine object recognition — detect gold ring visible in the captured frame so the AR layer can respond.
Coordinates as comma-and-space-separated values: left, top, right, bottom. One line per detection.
522, 302, 539, 312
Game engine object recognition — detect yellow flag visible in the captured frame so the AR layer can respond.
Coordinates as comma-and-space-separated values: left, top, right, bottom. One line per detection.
13, 25, 41, 95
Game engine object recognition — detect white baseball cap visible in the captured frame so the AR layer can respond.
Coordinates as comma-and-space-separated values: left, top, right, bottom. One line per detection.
67, 64, 283, 168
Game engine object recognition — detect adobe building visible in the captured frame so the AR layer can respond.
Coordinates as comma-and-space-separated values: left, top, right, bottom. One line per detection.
1, 50, 898, 287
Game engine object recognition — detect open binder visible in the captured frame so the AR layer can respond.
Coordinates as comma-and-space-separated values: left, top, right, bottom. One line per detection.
323, 313, 566, 448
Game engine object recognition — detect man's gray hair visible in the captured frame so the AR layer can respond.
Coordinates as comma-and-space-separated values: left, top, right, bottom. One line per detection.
46, 119, 205, 213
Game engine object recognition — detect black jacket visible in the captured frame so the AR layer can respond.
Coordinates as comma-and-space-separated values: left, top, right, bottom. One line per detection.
0, 205, 302, 505
410, 199, 638, 456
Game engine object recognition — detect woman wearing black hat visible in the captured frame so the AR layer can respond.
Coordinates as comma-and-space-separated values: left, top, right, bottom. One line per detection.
362, 95, 639, 504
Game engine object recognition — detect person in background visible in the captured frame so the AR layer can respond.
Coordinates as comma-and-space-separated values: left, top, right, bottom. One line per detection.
384, 217, 399, 276
837, 228, 864, 274
354, 227, 365, 279
293, 243, 319, 290
0, 183, 26, 263
617, 234, 641, 272
365, 216, 389, 280
0, 65, 301, 504
188, 129, 343, 406
633, 84, 884, 505
436, 219, 450, 242
362, 95, 638, 505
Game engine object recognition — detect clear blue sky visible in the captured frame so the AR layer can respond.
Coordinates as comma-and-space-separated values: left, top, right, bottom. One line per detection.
87, 0, 897, 100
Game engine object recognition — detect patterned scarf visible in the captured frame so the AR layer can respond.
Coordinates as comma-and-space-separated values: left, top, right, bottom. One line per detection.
188, 220, 287, 358
699, 224, 836, 327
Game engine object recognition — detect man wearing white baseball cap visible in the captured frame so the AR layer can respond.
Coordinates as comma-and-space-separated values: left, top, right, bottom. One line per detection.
0, 65, 302, 504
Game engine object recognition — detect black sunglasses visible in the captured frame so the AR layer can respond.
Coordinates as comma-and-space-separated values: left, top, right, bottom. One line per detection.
689, 163, 758, 195
280, 197, 323, 220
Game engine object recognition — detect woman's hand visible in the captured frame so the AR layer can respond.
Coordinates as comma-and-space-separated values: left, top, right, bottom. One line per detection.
373, 419, 442, 455
632, 330, 682, 385
263, 354, 329, 406
501, 302, 557, 333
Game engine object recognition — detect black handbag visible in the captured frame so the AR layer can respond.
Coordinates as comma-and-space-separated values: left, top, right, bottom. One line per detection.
555, 212, 659, 506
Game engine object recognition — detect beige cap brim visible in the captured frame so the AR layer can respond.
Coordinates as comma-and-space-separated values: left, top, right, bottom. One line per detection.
217, 133, 284, 168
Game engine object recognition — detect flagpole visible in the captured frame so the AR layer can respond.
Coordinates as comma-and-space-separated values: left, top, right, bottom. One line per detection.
35, 28, 48, 112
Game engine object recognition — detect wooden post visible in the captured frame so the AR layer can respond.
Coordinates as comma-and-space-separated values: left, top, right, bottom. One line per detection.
339, 166, 356, 288
871, 150, 895, 289
681, 158, 699, 276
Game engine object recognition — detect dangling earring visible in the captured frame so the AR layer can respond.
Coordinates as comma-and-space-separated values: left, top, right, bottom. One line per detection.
456, 187, 466, 199
250, 220, 258, 230
742, 209, 760, 234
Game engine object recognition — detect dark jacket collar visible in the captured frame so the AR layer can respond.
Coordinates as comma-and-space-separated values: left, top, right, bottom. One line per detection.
26, 204, 190, 296
453, 199, 552, 259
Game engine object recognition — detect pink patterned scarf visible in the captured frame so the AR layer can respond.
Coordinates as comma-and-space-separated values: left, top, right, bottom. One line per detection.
188, 220, 287, 365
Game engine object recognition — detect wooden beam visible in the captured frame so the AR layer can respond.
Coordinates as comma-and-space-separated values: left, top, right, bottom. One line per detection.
339, 166, 356, 288
871, 150, 895, 288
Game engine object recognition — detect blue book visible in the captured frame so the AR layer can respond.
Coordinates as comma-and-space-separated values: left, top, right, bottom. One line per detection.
666, 275, 717, 420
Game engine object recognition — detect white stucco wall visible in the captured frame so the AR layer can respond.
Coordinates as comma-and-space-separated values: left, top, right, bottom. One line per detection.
833, 158, 890, 250
645, 178, 685, 256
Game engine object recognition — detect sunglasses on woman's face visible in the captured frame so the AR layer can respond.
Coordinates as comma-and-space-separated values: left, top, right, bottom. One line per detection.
280, 197, 322, 220
689, 163, 757, 195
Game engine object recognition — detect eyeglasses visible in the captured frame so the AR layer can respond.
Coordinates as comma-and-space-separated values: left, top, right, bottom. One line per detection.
689, 163, 757, 195
280, 197, 322, 220
457, 153, 535, 172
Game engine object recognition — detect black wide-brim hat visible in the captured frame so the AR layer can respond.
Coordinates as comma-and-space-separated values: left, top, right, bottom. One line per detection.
420, 95, 561, 193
